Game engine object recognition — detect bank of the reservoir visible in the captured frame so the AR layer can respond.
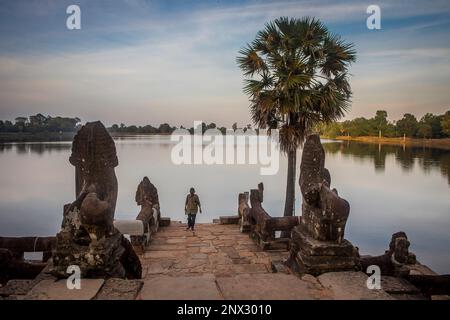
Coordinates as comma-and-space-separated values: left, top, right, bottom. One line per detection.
326, 136, 450, 150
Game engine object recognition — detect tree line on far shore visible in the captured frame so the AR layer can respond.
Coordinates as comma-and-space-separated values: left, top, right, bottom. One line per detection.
108, 122, 253, 135
0, 114, 81, 133
3, 111, 449, 139
0, 113, 254, 136
318, 110, 450, 139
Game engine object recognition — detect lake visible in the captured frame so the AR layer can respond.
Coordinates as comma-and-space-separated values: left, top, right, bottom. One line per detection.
0, 136, 449, 274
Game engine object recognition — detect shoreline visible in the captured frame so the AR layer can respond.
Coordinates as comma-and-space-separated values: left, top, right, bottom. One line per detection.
2, 132, 450, 151
0, 132, 169, 143
326, 136, 450, 150
0, 132, 76, 143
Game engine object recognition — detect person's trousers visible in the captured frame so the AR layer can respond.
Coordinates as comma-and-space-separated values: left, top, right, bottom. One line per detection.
187, 213, 197, 229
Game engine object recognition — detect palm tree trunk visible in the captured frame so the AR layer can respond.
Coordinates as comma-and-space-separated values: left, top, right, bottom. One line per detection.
284, 150, 297, 217
281, 150, 296, 237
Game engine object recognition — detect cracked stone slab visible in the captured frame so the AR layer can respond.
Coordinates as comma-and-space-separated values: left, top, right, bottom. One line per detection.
216, 273, 328, 300
145, 259, 176, 275
219, 246, 240, 259
140, 274, 222, 300
24, 279, 104, 300
145, 250, 184, 259
317, 271, 393, 300
0, 280, 35, 296
381, 276, 420, 294
407, 264, 437, 276
95, 278, 143, 300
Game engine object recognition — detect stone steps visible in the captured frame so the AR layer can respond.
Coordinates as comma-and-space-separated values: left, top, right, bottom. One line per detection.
2, 222, 433, 300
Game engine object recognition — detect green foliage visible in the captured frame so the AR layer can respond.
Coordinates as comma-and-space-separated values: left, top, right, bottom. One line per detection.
158, 123, 173, 134
0, 114, 80, 133
396, 113, 418, 137
417, 123, 432, 138
237, 16, 355, 152
108, 122, 175, 134
107, 121, 230, 135
441, 111, 450, 137
418, 113, 443, 138
319, 121, 342, 138
345, 117, 371, 136
372, 110, 388, 136
319, 110, 449, 139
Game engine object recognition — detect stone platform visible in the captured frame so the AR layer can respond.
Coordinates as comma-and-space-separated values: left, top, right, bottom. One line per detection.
141, 222, 287, 277
0, 222, 430, 300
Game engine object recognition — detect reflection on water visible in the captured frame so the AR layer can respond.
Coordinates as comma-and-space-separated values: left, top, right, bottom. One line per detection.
0, 142, 72, 155
323, 141, 450, 185
0, 137, 449, 274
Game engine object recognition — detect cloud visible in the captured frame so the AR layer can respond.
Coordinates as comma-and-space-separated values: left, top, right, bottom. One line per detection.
360, 48, 450, 60
0, 0, 449, 125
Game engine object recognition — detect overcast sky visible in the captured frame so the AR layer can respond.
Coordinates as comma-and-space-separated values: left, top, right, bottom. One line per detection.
0, 0, 449, 127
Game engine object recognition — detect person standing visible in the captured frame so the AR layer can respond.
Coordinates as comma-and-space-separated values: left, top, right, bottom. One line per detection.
185, 187, 201, 231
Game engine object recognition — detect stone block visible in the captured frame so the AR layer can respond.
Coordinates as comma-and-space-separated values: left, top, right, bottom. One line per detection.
140, 274, 222, 300
24, 279, 104, 300
294, 252, 359, 276
381, 276, 420, 294
292, 227, 356, 257
290, 227, 359, 276
0, 280, 34, 297
216, 273, 326, 300
159, 217, 171, 227
219, 215, 240, 225
95, 278, 143, 300
317, 271, 393, 300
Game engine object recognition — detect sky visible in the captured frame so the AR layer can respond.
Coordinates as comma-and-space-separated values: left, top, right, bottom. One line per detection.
0, 0, 450, 127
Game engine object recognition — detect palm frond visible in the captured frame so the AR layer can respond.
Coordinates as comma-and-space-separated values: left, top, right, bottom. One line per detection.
237, 16, 356, 153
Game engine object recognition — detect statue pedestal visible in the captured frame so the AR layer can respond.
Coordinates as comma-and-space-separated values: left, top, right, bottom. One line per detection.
50, 206, 142, 279
290, 226, 360, 276
51, 228, 126, 278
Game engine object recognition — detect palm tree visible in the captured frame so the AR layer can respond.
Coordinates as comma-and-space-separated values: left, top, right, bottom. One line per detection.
237, 17, 355, 219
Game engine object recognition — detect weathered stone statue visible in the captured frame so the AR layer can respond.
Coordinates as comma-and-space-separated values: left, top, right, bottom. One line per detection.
388, 232, 416, 265
238, 192, 251, 233
289, 134, 360, 275
298, 135, 348, 242
360, 231, 417, 276
136, 177, 160, 208
132, 177, 161, 244
50, 121, 141, 279
135, 176, 160, 233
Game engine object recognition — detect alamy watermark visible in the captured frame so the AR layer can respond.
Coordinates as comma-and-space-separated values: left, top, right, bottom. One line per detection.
171, 121, 280, 175
66, 5, 81, 30
65, 5, 380, 31
366, 265, 381, 290
367, 5, 381, 30
66, 265, 81, 290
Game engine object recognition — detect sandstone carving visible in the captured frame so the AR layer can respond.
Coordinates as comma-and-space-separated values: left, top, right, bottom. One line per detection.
242, 183, 299, 250
360, 231, 417, 276
289, 134, 360, 275
129, 177, 161, 249
238, 192, 251, 232
298, 134, 348, 242
389, 232, 417, 265
135, 176, 160, 210
50, 121, 141, 279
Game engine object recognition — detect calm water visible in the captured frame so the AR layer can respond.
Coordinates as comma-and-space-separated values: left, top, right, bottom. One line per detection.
0, 136, 449, 273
